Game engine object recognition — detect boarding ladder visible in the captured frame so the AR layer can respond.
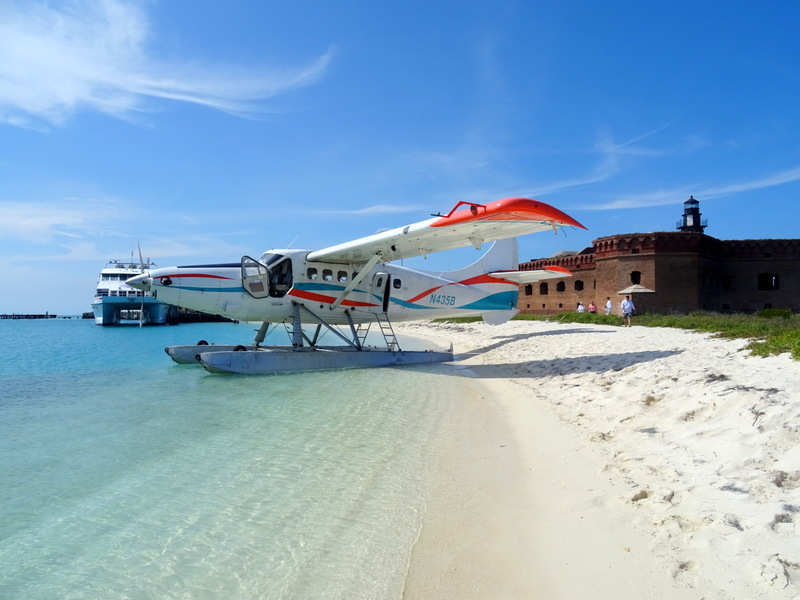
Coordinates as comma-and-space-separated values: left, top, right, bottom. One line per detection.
356, 314, 400, 351
375, 313, 399, 351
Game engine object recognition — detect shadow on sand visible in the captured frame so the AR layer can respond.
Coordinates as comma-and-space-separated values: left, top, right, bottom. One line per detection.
450, 328, 612, 357
453, 349, 682, 379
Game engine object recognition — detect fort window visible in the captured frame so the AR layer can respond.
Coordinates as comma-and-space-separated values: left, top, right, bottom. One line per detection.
574, 280, 584, 291
758, 273, 780, 291
721, 276, 735, 291
556, 281, 566, 292
524, 284, 533, 296
539, 282, 549, 295
630, 271, 642, 284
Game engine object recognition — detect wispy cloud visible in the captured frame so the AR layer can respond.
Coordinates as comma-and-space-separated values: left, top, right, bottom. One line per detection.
526, 126, 671, 197
588, 165, 800, 210
0, 199, 125, 242
0, 0, 335, 128
318, 204, 426, 216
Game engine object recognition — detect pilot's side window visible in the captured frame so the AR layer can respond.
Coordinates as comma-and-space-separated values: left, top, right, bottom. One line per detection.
307, 268, 318, 280
338, 271, 348, 282
323, 269, 333, 281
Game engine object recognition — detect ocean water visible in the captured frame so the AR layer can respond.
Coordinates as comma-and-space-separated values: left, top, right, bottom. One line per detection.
0, 319, 463, 599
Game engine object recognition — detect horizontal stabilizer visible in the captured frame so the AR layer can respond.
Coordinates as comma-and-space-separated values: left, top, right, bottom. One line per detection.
487, 265, 572, 283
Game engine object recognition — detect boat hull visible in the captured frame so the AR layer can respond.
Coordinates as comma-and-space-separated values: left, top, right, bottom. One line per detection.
92, 297, 172, 326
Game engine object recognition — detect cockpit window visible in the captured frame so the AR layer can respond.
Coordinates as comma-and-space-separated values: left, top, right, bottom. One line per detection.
268, 257, 293, 298
257, 253, 286, 267
243, 254, 293, 298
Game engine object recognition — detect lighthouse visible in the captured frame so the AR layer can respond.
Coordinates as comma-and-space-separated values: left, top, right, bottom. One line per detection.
677, 196, 708, 233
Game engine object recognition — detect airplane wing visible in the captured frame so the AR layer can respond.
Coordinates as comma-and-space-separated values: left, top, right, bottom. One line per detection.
306, 197, 585, 265
488, 265, 573, 283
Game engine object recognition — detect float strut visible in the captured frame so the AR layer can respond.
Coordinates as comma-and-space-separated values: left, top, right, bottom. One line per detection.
254, 321, 271, 347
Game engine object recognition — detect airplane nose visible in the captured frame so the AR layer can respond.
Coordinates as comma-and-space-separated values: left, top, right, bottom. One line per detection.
127, 274, 152, 291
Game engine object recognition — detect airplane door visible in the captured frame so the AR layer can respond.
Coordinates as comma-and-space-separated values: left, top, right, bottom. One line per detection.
370, 272, 391, 313
242, 256, 270, 299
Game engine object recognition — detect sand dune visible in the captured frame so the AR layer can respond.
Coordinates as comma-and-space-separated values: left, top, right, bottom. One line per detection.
399, 319, 800, 599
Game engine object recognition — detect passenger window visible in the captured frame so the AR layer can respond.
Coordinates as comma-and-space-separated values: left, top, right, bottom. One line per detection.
338, 271, 348, 282
307, 268, 318, 280
323, 269, 333, 281
393, 278, 401, 289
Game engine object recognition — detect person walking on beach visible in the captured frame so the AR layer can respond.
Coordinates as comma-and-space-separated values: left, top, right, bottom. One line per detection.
621, 295, 635, 327
605, 296, 612, 314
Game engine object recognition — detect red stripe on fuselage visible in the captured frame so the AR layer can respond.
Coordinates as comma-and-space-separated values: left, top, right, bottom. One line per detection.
288, 289, 377, 308
158, 273, 233, 280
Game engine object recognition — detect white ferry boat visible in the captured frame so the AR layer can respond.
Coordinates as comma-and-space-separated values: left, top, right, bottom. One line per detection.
91, 259, 172, 326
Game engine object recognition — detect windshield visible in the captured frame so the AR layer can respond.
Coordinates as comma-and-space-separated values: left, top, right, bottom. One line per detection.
257, 253, 285, 267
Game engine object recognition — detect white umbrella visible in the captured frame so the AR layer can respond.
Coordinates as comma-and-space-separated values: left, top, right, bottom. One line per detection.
617, 284, 655, 294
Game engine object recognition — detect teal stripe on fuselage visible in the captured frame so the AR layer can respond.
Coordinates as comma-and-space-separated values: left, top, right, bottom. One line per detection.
168, 285, 244, 293
389, 290, 518, 311
295, 283, 368, 294
450, 291, 518, 311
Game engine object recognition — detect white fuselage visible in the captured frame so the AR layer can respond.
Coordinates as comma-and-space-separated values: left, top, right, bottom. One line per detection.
128, 248, 519, 325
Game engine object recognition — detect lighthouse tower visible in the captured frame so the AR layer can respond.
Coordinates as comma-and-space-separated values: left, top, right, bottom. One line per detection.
677, 196, 707, 233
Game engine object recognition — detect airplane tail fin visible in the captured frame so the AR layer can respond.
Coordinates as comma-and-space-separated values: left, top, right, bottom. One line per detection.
419, 238, 574, 326
423, 237, 519, 281
419, 239, 519, 325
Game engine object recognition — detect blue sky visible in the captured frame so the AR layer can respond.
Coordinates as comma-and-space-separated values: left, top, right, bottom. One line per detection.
1, 1, 799, 314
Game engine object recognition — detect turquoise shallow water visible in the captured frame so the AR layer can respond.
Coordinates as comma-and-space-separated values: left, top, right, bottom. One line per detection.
0, 319, 461, 599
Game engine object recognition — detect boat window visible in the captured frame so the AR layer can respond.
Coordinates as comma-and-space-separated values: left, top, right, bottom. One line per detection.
307, 268, 318, 280
323, 269, 333, 281
338, 271, 348, 282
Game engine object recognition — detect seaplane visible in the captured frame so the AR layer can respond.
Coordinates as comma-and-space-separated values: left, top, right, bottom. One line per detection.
127, 197, 585, 374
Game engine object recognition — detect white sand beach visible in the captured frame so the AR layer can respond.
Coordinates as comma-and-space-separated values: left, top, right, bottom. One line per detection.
399, 319, 800, 600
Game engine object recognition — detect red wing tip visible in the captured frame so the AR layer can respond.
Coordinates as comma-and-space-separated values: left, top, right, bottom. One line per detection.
544, 265, 573, 275
496, 197, 587, 229
432, 197, 587, 230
